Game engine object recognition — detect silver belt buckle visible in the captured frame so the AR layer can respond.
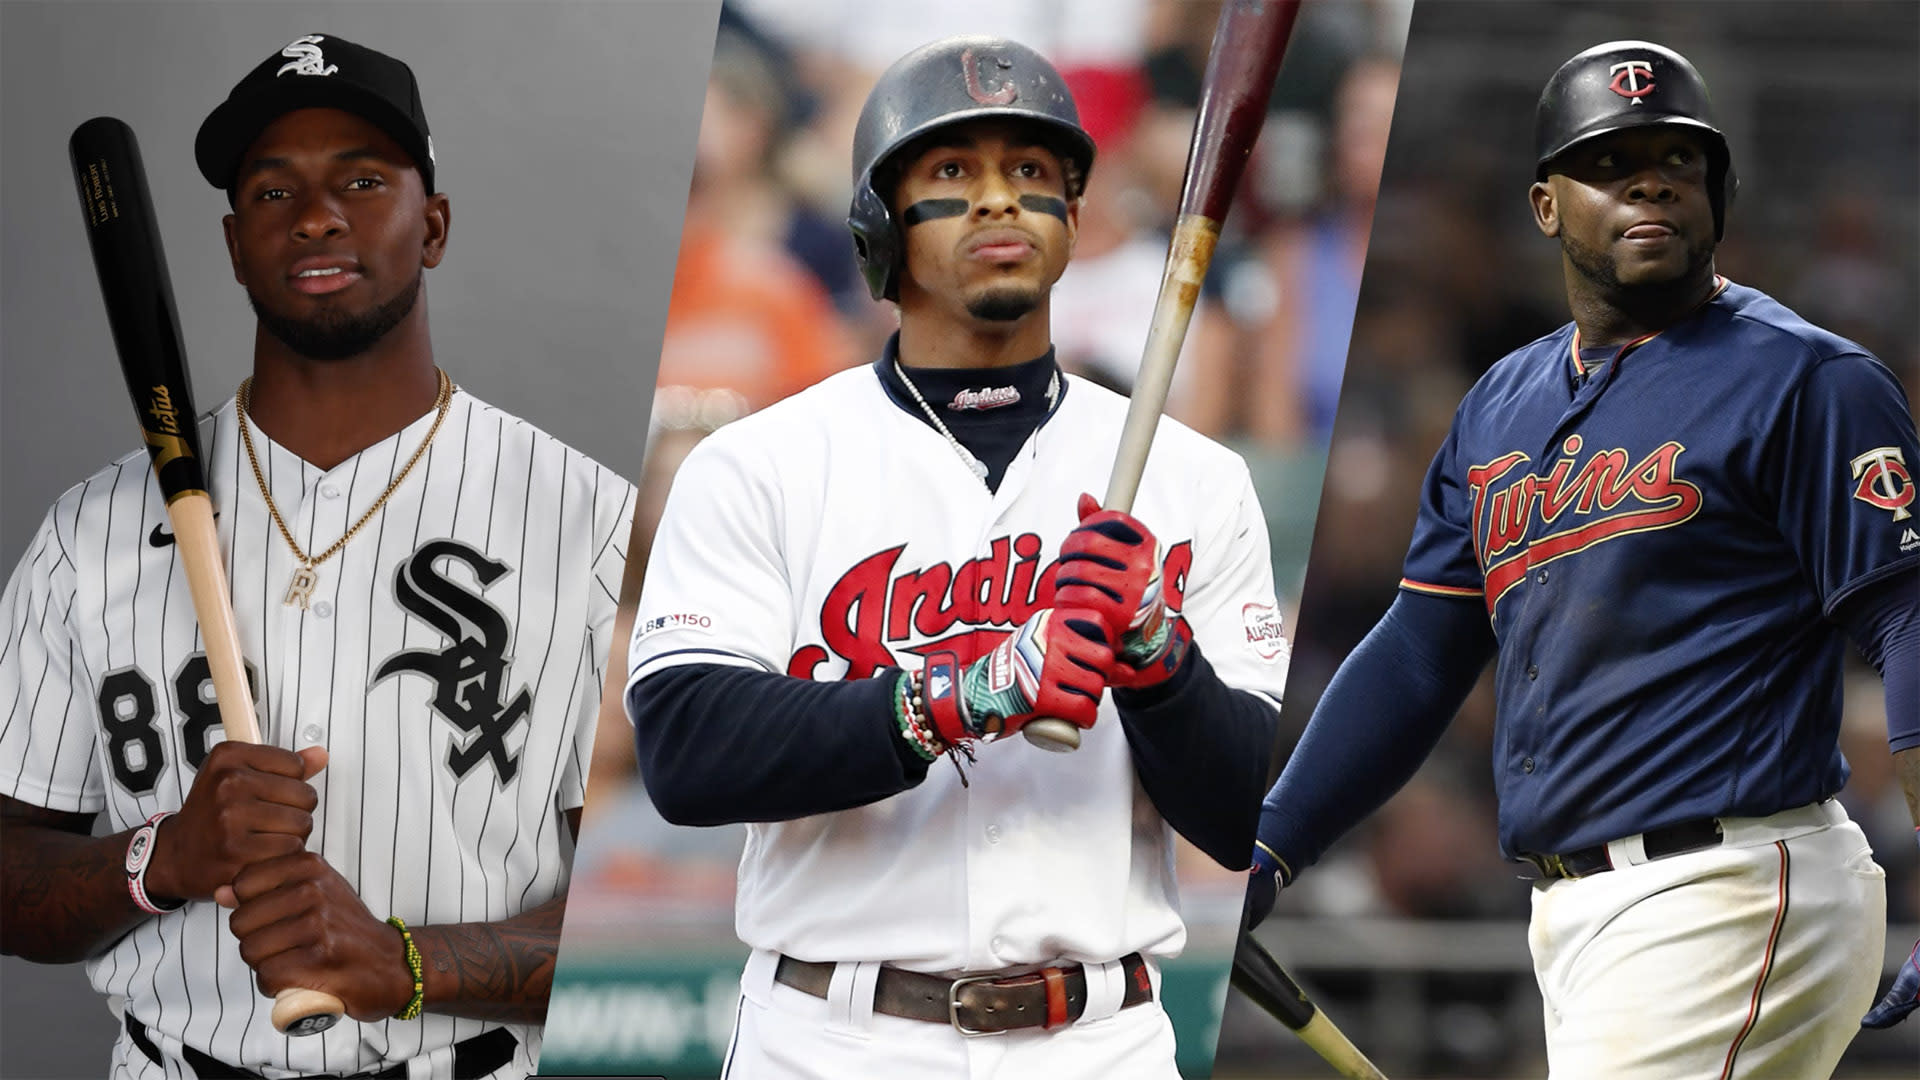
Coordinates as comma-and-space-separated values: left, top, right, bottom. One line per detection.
948, 972, 1010, 1037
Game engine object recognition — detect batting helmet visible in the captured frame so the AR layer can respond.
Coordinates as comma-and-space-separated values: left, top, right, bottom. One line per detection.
1534, 41, 1736, 239
848, 36, 1096, 302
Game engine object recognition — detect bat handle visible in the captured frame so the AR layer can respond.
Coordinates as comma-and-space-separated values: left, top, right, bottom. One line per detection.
1021, 718, 1082, 752
169, 496, 344, 1035
167, 494, 261, 743
271, 987, 346, 1036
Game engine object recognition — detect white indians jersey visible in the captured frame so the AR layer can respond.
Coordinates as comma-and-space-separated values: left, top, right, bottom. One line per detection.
0, 389, 634, 1078
627, 365, 1289, 974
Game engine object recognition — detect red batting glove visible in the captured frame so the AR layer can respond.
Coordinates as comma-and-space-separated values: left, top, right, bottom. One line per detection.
924, 607, 1116, 743
1054, 493, 1189, 688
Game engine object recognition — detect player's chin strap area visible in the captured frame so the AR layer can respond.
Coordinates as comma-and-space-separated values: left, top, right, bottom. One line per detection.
125, 1014, 516, 1079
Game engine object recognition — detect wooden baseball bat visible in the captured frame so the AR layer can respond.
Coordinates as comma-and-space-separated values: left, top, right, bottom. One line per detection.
1234, 931, 1389, 1079
69, 116, 346, 1038
1023, 0, 1306, 752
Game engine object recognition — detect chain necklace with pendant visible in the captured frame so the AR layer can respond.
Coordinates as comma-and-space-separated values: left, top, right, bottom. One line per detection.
236, 369, 454, 609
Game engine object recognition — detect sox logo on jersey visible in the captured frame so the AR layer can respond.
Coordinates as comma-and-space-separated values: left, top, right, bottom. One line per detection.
0, 392, 631, 1078
375, 540, 533, 784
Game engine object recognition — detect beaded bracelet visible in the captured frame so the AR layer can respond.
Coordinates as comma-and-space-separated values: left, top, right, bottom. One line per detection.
385, 916, 425, 1021
893, 669, 944, 762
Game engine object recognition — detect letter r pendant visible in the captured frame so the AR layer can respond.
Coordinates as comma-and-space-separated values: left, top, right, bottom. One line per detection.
285, 566, 318, 609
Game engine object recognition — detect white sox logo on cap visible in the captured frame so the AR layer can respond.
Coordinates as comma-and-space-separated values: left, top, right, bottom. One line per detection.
276, 35, 338, 78
1608, 59, 1655, 104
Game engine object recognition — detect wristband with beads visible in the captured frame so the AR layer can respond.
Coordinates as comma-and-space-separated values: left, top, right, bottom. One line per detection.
893, 669, 944, 762
386, 916, 425, 1020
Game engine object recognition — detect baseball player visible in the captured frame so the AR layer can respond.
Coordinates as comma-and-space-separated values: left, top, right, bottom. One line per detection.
624, 36, 1289, 1078
1244, 40, 1919, 1077
0, 35, 633, 1078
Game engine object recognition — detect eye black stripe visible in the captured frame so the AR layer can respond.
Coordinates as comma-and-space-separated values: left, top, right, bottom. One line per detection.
903, 199, 969, 225
1018, 195, 1068, 221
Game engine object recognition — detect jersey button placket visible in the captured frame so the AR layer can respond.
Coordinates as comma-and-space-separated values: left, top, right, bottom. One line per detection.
293, 467, 343, 753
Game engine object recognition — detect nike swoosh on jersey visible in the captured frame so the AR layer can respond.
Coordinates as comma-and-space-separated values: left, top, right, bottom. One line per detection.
149, 513, 218, 547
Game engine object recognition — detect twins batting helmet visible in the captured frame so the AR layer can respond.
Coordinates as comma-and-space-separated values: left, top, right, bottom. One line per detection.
848, 36, 1095, 302
1534, 41, 1736, 239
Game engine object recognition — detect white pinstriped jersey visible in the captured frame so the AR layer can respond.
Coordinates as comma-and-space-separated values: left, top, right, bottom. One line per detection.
627, 367, 1290, 973
0, 389, 633, 1079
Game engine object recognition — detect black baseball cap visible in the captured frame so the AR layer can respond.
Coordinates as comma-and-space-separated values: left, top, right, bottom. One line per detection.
195, 33, 434, 193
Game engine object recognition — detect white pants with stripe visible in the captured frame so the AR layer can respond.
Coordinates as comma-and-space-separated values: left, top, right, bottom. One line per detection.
719, 948, 1179, 1079
1528, 801, 1884, 1079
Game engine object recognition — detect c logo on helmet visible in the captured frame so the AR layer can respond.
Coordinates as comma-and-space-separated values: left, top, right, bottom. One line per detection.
1608, 60, 1656, 104
961, 48, 1018, 106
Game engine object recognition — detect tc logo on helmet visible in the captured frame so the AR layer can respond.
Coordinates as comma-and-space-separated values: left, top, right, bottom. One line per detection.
1608, 60, 1655, 104
1851, 447, 1914, 522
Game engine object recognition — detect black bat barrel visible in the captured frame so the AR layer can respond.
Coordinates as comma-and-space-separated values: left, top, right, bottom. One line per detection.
69, 116, 206, 503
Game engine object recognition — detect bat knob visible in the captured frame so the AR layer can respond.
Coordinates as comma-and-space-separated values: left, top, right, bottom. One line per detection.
1020, 718, 1082, 752
271, 988, 346, 1036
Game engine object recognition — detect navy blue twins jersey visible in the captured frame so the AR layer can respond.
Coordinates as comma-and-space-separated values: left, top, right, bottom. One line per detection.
1402, 279, 1919, 859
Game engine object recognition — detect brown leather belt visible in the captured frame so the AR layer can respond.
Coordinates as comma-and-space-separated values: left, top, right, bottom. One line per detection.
774, 952, 1154, 1035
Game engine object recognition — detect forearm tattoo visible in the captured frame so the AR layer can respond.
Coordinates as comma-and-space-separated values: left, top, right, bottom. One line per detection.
412, 895, 567, 1023
0, 799, 143, 963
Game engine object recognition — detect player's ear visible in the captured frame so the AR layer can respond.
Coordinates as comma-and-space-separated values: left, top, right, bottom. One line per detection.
1529, 180, 1559, 238
1064, 195, 1080, 257
221, 214, 247, 286
421, 192, 450, 270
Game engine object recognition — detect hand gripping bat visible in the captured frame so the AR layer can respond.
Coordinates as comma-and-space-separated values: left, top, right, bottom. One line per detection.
1022, 0, 1306, 752
69, 116, 347, 1038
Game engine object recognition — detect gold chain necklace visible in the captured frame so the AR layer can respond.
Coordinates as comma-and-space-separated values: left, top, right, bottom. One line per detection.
236, 369, 454, 609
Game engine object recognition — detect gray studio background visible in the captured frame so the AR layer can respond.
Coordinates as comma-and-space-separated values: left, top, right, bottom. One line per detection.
0, 2, 717, 1075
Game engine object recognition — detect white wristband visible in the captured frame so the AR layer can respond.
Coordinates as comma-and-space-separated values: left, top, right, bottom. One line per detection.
125, 811, 184, 915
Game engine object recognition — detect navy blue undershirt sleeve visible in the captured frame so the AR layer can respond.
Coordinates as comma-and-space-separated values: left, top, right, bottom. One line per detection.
1257, 590, 1497, 878
1833, 566, 1920, 752
629, 664, 929, 825
1112, 645, 1279, 870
